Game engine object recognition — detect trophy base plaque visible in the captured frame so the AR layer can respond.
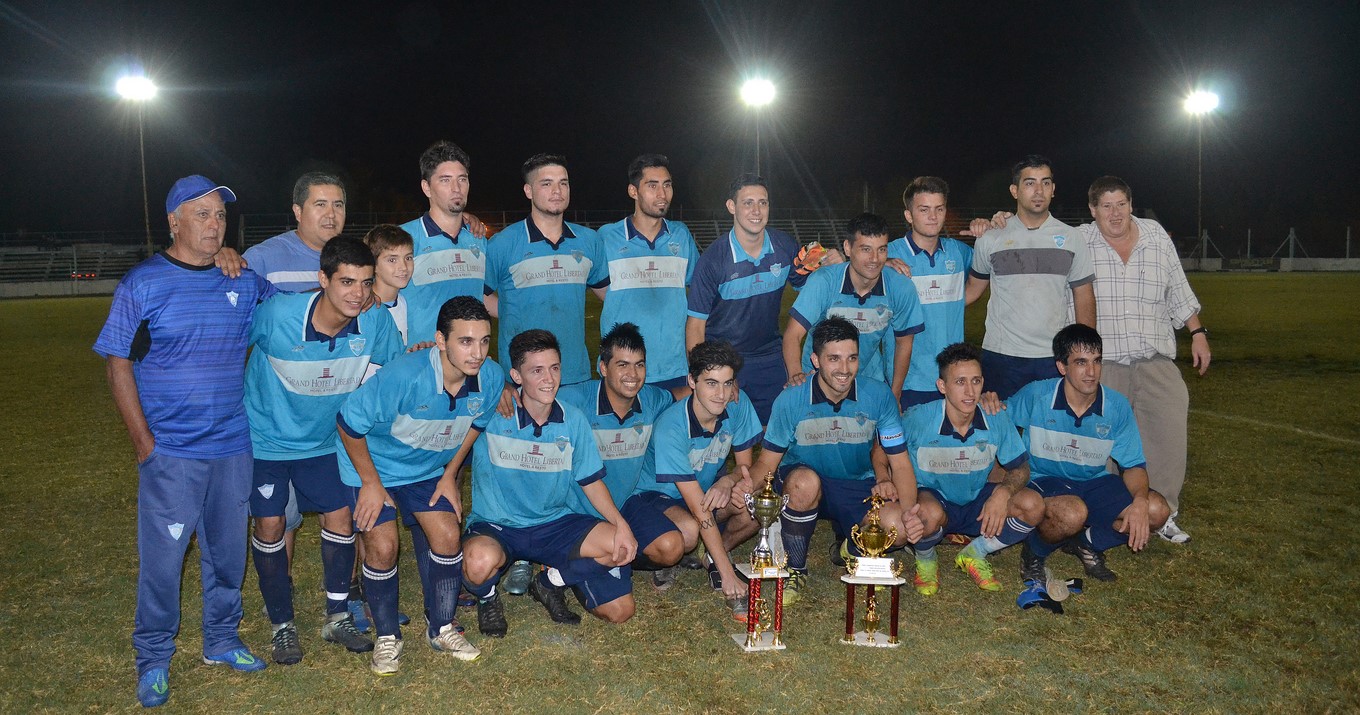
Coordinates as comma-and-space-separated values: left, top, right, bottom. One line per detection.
840, 631, 900, 648
730, 632, 786, 651
846, 556, 898, 580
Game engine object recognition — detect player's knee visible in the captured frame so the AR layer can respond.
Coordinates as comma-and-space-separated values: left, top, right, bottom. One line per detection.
319, 509, 353, 536
646, 531, 685, 567
1045, 497, 1087, 537
253, 516, 286, 542
362, 539, 399, 571
918, 501, 946, 533
1147, 491, 1171, 529
782, 469, 821, 508
1011, 489, 1045, 524
423, 524, 462, 555
592, 596, 635, 624
461, 541, 503, 584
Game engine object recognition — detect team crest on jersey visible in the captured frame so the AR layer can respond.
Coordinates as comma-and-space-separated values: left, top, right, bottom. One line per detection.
556, 436, 570, 452
668, 243, 680, 256
469, 245, 481, 258
976, 439, 989, 448
855, 412, 869, 426
945, 259, 957, 272
875, 304, 887, 316
348, 337, 366, 356
167, 522, 185, 540
633, 424, 645, 435
258, 484, 275, 499
466, 397, 484, 417
1053, 235, 1066, 248
1095, 423, 1111, 438
226, 290, 239, 307
769, 263, 785, 279
571, 250, 584, 264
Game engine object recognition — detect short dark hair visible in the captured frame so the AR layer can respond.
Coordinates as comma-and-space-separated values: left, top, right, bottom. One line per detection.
1010, 155, 1054, 185
363, 224, 413, 255
1087, 176, 1133, 206
811, 316, 859, 356
522, 153, 568, 183
936, 342, 982, 378
728, 173, 767, 201
292, 171, 346, 207
902, 176, 950, 208
509, 329, 561, 371
688, 340, 743, 379
320, 235, 374, 278
844, 212, 890, 244
628, 154, 670, 187
1053, 324, 1103, 364
436, 296, 492, 338
599, 322, 646, 364
419, 141, 472, 182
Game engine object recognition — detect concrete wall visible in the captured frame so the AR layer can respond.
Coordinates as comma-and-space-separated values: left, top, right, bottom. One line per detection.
1181, 257, 1360, 272
1279, 258, 1360, 272
0, 279, 119, 298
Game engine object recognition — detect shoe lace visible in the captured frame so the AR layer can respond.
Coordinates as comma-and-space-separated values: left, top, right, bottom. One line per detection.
375, 637, 399, 659
480, 598, 507, 629
331, 615, 362, 639
273, 626, 299, 651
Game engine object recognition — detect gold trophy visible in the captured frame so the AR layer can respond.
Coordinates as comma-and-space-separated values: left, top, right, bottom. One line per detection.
733, 472, 790, 651
840, 495, 907, 647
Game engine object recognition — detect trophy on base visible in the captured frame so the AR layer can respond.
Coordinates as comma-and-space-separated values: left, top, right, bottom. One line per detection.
733, 472, 790, 652
840, 495, 907, 647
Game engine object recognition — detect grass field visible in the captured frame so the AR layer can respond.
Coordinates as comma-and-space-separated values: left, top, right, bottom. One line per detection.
1, 272, 1358, 713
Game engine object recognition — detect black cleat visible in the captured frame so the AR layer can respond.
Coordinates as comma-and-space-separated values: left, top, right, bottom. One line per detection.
530, 576, 582, 625
1020, 541, 1046, 584
476, 594, 508, 638
1061, 540, 1118, 582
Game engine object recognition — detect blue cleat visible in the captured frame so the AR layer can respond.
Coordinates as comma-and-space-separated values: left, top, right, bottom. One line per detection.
347, 598, 372, 633
136, 667, 169, 708
202, 647, 267, 672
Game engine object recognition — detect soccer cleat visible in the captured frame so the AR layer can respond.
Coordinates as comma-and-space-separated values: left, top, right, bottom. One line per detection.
830, 539, 849, 568
136, 667, 169, 708
913, 556, 939, 596
1157, 513, 1192, 544
202, 647, 267, 672
322, 612, 374, 653
428, 622, 481, 662
370, 635, 402, 676
678, 554, 706, 570
503, 560, 534, 596
476, 594, 507, 638
1062, 540, 1118, 582
782, 570, 808, 606
1020, 541, 1046, 585
955, 552, 1002, 591
530, 576, 582, 625
346, 598, 372, 634
269, 623, 303, 665
707, 564, 724, 592
726, 594, 749, 623
652, 565, 680, 592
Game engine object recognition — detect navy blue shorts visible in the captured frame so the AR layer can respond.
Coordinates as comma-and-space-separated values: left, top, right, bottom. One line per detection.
980, 349, 1059, 401
251, 453, 347, 517
576, 565, 634, 610
900, 388, 940, 411
776, 464, 875, 534
1030, 473, 1133, 535
919, 483, 1000, 537
465, 514, 601, 567
737, 351, 786, 425
344, 477, 458, 531
620, 493, 681, 551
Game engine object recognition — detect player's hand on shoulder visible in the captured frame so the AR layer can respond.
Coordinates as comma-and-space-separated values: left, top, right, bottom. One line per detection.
406, 340, 436, 353
785, 371, 808, 388
977, 391, 1005, 415
497, 384, 518, 417
464, 212, 489, 239
214, 247, 245, 278
885, 257, 911, 278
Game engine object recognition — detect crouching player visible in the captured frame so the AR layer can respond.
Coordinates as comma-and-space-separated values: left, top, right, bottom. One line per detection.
462, 329, 639, 638
247, 237, 404, 664
997, 324, 1170, 591
558, 323, 686, 590
752, 317, 925, 604
640, 340, 763, 618
901, 343, 1042, 596
337, 296, 499, 674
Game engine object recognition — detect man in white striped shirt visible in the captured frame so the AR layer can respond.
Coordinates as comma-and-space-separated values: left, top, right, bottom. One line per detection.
1080, 176, 1211, 544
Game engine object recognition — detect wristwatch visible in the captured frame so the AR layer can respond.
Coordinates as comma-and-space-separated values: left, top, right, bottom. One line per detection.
1188, 327, 1209, 337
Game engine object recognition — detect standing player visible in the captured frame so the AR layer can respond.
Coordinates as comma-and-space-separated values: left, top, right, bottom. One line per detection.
901, 343, 1043, 596
596, 154, 700, 399
641, 340, 764, 616
95, 175, 272, 707
751, 317, 925, 603
363, 224, 416, 347
245, 237, 404, 665
686, 174, 841, 424
337, 297, 499, 674
485, 154, 609, 386
461, 330, 639, 638
244, 172, 346, 291
558, 323, 685, 589
888, 177, 986, 409
784, 212, 924, 398
967, 156, 1096, 399
1081, 176, 1210, 544
999, 324, 1171, 586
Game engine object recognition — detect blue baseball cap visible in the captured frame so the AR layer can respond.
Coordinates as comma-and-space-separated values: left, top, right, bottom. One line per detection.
165, 175, 237, 214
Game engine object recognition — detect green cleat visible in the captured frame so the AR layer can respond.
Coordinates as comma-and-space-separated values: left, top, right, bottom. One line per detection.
955, 552, 1002, 591
782, 570, 808, 606
913, 556, 939, 596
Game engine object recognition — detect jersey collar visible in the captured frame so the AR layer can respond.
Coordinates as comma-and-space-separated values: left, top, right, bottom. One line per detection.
838, 265, 885, 304
902, 231, 944, 265
427, 349, 482, 410
686, 397, 728, 438
625, 216, 670, 248
936, 400, 989, 442
421, 212, 472, 246
810, 373, 858, 412
525, 218, 577, 246
303, 292, 361, 351
1050, 380, 1105, 426
726, 229, 773, 265
595, 380, 641, 424
515, 397, 566, 436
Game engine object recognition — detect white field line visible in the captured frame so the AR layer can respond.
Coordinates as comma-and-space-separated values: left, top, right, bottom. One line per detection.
1190, 409, 1360, 448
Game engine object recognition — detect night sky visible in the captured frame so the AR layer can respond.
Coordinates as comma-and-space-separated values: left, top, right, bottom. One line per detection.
3, 1, 1357, 254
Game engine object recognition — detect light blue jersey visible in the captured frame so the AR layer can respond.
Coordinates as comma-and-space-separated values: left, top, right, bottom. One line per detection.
597, 217, 698, 385
558, 380, 674, 509
788, 263, 924, 385
468, 399, 606, 529
1006, 378, 1146, 482
485, 219, 609, 384
903, 398, 1028, 504
243, 231, 321, 291
648, 391, 763, 498
336, 349, 504, 488
398, 214, 490, 344
762, 376, 907, 481
887, 233, 974, 393
246, 292, 404, 460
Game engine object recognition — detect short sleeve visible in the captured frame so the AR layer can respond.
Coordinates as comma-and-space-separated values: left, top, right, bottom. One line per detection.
970, 236, 993, 280
570, 411, 606, 483
653, 406, 695, 483
989, 409, 1029, 469
760, 388, 797, 453
93, 275, 145, 359
686, 249, 720, 320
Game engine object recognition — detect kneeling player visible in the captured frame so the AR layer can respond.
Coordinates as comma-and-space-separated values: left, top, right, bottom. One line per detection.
559, 323, 686, 590
751, 317, 925, 604
338, 296, 498, 674
461, 330, 639, 638
902, 343, 1043, 595
639, 340, 763, 617
998, 324, 1170, 589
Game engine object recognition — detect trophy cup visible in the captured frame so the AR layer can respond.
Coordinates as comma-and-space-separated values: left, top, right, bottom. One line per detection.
840, 495, 907, 647
733, 472, 790, 651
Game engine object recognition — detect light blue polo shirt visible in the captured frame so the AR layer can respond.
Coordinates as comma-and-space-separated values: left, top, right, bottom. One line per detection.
1006, 378, 1146, 482
762, 376, 906, 481
788, 263, 924, 385
903, 398, 1028, 505
398, 213, 489, 344
888, 232, 974, 393
558, 380, 674, 510
597, 217, 699, 384
646, 391, 763, 499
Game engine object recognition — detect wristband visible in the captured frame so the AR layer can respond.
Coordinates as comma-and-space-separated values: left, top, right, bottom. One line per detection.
1189, 327, 1208, 337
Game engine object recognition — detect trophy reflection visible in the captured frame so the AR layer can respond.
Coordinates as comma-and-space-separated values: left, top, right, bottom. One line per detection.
841, 495, 907, 647
733, 472, 789, 651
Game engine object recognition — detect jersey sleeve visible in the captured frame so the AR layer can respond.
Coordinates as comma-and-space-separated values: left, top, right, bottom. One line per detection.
686, 249, 720, 320
569, 410, 607, 485
1108, 394, 1147, 470
760, 388, 797, 453
970, 235, 993, 280
787, 270, 827, 330
731, 392, 764, 451
470, 362, 505, 431
242, 245, 270, 287
989, 409, 1029, 470
1067, 231, 1096, 287
677, 224, 700, 284
338, 368, 398, 438
483, 230, 506, 295
583, 227, 610, 289
93, 274, 146, 359
652, 406, 694, 483
890, 274, 926, 336
369, 308, 405, 366
872, 384, 908, 454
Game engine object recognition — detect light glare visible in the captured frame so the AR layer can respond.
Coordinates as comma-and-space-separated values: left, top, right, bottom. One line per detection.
116, 75, 157, 102
1184, 90, 1219, 115
741, 78, 776, 107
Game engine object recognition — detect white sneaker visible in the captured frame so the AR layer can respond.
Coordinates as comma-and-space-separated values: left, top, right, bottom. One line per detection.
427, 622, 481, 662
370, 635, 403, 676
1157, 513, 1191, 544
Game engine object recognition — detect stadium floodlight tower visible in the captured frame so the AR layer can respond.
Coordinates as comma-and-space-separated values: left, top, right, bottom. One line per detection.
1183, 90, 1219, 244
741, 78, 776, 175
117, 73, 158, 254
